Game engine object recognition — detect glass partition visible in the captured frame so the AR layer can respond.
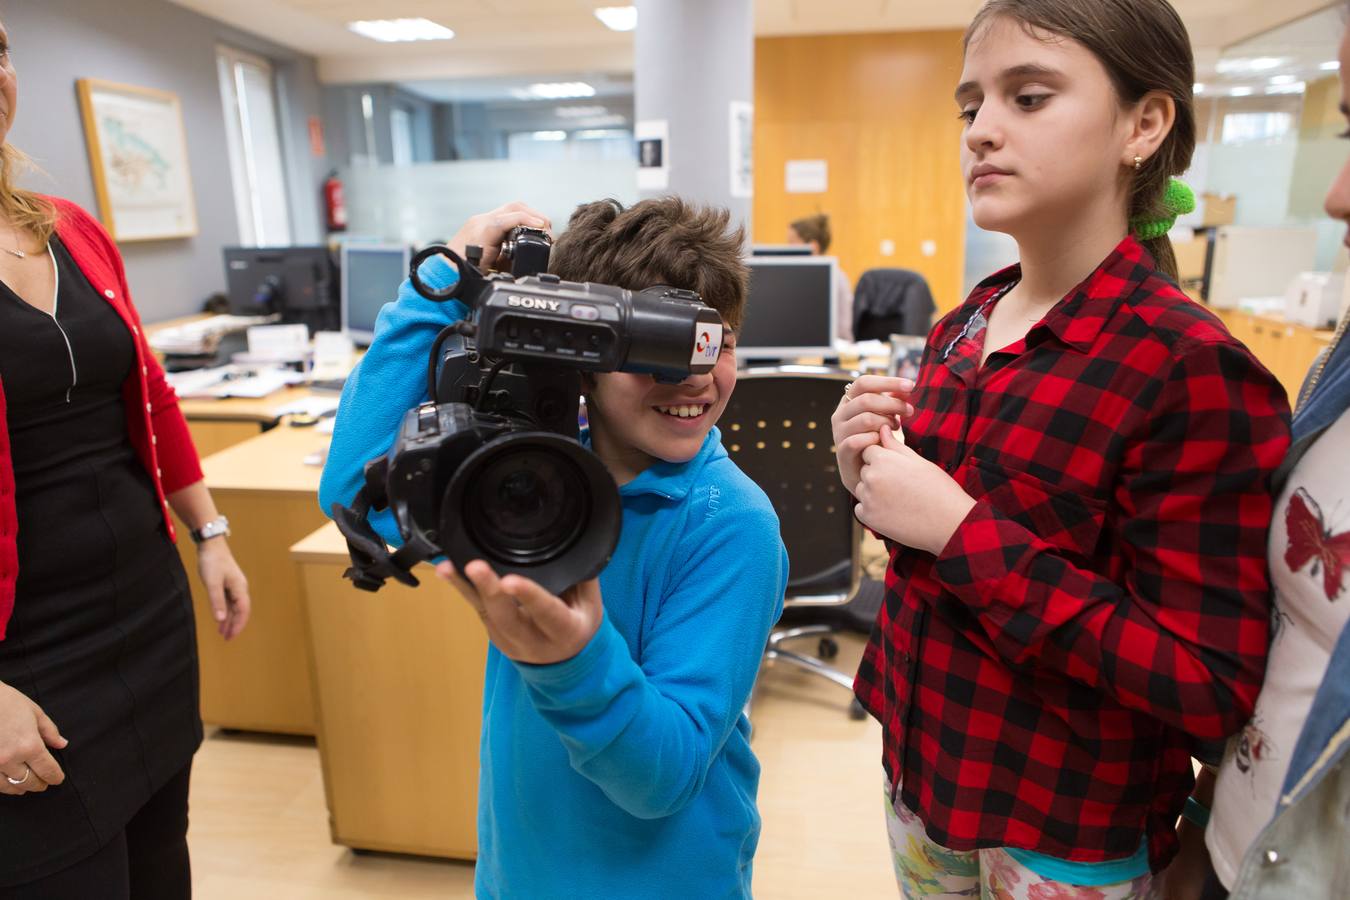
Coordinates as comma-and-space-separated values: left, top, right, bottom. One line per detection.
1184, 5, 1346, 271
339, 158, 639, 245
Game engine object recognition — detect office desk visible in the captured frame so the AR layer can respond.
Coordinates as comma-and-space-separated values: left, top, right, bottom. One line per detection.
292, 522, 486, 859
174, 387, 318, 457
145, 314, 324, 455
175, 424, 330, 734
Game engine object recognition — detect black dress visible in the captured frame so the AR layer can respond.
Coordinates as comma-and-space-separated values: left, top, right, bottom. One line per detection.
0, 237, 201, 885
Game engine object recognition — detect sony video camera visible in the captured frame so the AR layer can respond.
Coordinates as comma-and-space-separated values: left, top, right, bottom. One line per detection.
331, 226, 725, 595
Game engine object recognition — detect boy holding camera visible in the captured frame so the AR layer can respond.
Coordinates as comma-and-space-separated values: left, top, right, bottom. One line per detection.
319, 199, 788, 899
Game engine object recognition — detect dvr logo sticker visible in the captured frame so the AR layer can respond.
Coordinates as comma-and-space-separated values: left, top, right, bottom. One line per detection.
692, 323, 723, 365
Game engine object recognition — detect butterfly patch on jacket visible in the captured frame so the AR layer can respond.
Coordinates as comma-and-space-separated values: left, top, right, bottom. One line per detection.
1284, 487, 1350, 602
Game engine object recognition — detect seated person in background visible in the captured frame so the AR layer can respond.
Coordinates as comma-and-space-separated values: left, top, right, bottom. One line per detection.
788, 212, 854, 341
318, 198, 788, 900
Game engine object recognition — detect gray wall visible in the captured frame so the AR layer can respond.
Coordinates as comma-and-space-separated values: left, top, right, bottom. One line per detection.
4, 0, 328, 321
635, 0, 752, 230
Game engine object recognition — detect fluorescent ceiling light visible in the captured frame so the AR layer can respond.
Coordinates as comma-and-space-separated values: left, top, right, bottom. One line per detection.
1216, 56, 1287, 74
532, 130, 568, 141
1229, 86, 1254, 97
555, 105, 609, 118
594, 6, 637, 32
510, 82, 597, 101
1193, 83, 1205, 94
1322, 61, 1342, 71
348, 18, 455, 42
575, 129, 628, 140
1268, 74, 1297, 85
1266, 81, 1306, 95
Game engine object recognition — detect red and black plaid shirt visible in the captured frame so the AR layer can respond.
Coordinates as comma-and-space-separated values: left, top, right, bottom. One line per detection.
853, 236, 1291, 871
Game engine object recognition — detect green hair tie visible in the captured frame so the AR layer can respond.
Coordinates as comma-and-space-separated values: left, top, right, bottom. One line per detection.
1131, 178, 1196, 241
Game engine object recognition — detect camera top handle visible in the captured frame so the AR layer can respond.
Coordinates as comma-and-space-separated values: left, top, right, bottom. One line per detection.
408, 244, 490, 304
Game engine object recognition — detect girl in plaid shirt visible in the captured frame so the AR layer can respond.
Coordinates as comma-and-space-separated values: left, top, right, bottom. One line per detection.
833, 1, 1291, 896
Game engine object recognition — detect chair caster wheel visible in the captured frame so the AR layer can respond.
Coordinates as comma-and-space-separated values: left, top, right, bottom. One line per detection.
818, 637, 839, 660
848, 699, 867, 720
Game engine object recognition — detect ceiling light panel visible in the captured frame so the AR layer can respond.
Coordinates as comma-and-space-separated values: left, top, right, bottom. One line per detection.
594, 7, 637, 32
347, 18, 456, 42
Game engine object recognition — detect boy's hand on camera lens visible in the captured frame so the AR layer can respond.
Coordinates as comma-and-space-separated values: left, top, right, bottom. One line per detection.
437, 560, 603, 665
831, 375, 916, 496
449, 201, 552, 273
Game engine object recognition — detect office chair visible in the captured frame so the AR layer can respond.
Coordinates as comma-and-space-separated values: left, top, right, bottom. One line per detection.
720, 365, 876, 718
852, 268, 936, 340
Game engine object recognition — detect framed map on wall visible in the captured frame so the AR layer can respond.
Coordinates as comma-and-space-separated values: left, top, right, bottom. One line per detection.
76, 78, 198, 241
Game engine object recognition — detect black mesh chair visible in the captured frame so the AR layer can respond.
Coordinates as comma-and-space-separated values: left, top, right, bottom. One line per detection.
852, 268, 937, 340
721, 366, 872, 718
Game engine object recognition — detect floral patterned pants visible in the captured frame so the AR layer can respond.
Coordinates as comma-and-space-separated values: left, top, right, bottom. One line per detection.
883, 782, 1156, 899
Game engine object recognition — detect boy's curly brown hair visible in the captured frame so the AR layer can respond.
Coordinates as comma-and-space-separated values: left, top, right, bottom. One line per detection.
548, 197, 749, 332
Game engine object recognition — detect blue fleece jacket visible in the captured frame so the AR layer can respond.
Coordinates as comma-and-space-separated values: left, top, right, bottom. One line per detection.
318, 256, 789, 899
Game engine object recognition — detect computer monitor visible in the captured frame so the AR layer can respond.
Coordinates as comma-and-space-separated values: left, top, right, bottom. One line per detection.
751, 243, 814, 257
738, 257, 837, 359
223, 246, 337, 331
341, 243, 410, 346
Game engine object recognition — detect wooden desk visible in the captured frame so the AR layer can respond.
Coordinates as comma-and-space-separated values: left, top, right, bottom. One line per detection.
175, 424, 331, 734
292, 522, 486, 859
175, 387, 318, 457
145, 314, 321, 455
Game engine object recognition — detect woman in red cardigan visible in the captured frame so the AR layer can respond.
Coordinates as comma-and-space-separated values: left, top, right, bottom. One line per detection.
0, 20, 250, 896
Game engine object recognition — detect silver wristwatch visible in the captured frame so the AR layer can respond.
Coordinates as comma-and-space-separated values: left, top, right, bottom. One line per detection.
190, 515, 231, 544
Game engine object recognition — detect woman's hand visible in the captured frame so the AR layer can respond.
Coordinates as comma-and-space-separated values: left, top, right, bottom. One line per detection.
855, 425, 976, 555
196, 539, 251, 641
447, 201, 552, 272
436, 560, 602, 665
831, 375, 915, 495
0, 681, 67, 796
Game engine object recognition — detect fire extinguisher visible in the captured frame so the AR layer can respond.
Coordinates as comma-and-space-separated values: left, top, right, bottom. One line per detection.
324, 170, 348, 232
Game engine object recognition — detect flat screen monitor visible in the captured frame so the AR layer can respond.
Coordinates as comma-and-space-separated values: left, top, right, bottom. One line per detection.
738, 257, 836, 359
223, 245, 337, 331
751, 243, 814, 256
341, 243, 410, 346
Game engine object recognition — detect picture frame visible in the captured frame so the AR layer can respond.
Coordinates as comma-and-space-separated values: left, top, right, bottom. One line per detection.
76, 78, 198, 241
887, 334, 927, 381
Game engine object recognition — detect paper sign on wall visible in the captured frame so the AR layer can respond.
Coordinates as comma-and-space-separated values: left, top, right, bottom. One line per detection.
636, 120, 669, 191
786, 159, 828, 194
729, 101, 753, 199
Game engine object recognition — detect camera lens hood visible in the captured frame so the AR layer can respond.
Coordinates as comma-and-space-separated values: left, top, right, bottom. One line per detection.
438, 431, 621, 595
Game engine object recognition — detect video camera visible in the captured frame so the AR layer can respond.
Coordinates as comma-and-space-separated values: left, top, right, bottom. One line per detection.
331, 226, 726, 595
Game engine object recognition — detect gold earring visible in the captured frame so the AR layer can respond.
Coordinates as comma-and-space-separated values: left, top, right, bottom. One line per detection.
1133, 155, 1143, 170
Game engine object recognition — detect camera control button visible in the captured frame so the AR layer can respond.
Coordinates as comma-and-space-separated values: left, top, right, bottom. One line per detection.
570, 304, 600, 321
538, 273, 561, 284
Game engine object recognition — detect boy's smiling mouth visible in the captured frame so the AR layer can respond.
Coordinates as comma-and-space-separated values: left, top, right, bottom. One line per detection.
654, 404, 709, 419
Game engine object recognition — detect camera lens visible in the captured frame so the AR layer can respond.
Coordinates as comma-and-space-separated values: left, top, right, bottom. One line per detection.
466, 447, 588, 564
439, 431, 622, 595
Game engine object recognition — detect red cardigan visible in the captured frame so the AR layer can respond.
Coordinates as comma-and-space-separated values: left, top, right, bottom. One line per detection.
0, 197, 204, 639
